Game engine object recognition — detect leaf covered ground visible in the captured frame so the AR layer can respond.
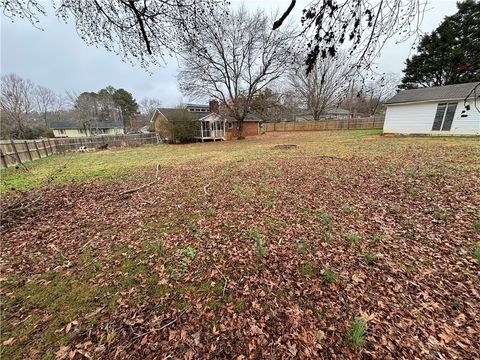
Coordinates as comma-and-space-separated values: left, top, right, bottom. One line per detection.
1, 130, 479, 359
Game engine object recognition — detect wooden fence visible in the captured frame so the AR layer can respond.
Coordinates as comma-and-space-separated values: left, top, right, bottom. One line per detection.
0, 133, 159, 169
263, 117, 384, 132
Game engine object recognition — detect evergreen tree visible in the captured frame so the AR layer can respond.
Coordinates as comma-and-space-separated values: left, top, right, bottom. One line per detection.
400, 0, 480, 89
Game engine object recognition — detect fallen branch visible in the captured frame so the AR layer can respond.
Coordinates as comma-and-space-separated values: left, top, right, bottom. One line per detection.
214, 264, 228, 299
132, 310, 185, 340
203, 184, 210, 196
122, 164, 160, 195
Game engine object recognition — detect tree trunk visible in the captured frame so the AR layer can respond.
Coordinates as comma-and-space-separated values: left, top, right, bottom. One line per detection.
237, 118, 245, 140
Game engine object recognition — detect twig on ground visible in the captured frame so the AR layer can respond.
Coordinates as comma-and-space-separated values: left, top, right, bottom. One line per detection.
203, 184, 210, 196
214, 264, 228, 299
122, 164, 160, 195
132, 310, 186, 340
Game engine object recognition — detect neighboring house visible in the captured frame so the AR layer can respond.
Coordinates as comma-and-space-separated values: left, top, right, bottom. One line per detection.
150, 101, 261, 142
384, 82, 480, 135
50, 121, 125, 138
295, 108, 351, 121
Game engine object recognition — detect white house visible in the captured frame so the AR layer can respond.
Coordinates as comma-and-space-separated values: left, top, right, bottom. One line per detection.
384, 82, 480, 135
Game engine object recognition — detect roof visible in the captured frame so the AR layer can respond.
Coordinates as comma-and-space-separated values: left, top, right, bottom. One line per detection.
156, 108, 210, 121
154, 108, 261, 123
226, 113, 262, 123
49, 120, 124, 129
324, 108, 350, 115
387, 82, 480, 105
185, 103, 209, 109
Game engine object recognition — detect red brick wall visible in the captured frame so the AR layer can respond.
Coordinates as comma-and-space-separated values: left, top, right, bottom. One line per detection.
226, 122, 259, 139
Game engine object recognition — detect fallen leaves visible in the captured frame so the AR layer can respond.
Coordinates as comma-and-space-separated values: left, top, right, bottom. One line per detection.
1, 134, 479, 359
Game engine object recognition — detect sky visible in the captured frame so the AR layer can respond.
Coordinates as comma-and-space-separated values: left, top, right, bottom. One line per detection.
1, 0, 458, 107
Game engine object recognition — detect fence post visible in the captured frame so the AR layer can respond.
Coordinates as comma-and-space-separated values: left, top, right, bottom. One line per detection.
33, 141, 42, 158
24, 141, 33, 161
0, 150, 7, 168
47, 138, 54, 154
10, 140, 21, 165
42, 140, 49, 156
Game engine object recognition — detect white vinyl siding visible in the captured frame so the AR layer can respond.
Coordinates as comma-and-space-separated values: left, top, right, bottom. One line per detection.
383, 99, 480, 135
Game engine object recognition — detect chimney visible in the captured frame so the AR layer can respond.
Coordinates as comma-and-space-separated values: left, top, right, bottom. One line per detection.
209, 99, 219, 114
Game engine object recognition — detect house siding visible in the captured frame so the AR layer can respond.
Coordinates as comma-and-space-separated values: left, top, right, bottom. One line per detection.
52, 128, 123, 137
384, 100, 480, 135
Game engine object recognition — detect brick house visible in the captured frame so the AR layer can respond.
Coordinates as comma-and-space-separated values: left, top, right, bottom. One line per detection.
150, 101, 261, 142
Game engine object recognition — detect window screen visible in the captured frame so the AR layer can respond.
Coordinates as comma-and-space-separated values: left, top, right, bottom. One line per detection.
432, 103, 457, 131
441, 103, 457, 131
432, 104, 447, 131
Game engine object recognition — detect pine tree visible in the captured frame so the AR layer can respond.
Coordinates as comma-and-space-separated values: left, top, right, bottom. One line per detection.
400, 0, 480, 89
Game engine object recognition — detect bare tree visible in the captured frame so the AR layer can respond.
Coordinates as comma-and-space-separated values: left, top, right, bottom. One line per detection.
35, 85, 56, 127
289, 52, 351, 120
274, 0, 426, 75
364, 74, 400, 115
139, 97, 162, 118
178, 6, 294, 139
0, 73, 35, 138
2, 0, 226, 68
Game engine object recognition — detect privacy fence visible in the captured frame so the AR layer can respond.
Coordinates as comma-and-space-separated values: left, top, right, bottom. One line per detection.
0, 133, 158, 169
263, 117, 384, 132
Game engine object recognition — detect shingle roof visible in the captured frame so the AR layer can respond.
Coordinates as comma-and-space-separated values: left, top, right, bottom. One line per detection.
387, 82, 480, 104
49, 120, 124, 129
157, 108, 210, 121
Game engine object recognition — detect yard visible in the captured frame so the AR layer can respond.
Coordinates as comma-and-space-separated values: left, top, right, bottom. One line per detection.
1, 130, 479, 359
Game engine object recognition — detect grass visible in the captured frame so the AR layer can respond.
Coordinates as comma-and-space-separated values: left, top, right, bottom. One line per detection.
323, 268, 337, 284
2, 130, 479, 358
3, 129, 478, 193
344, 231, 361, 245
345, 317, 367, 349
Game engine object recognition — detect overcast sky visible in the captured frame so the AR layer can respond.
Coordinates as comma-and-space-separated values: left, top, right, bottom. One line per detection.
1, 0, 458, 107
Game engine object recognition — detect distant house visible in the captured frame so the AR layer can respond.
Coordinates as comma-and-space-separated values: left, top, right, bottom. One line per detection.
50, 121, 125, 138
384, 82, 480, 135
150, 101, 261, 142
295, 108, 351, 122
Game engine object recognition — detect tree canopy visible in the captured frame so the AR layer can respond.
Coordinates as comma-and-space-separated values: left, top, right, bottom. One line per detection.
399, 0, 480, 89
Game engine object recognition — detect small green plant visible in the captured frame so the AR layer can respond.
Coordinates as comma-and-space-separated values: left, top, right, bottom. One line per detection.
344, 231, 361, 245
405, 262, 416, 274
185, 246, 197, 260
321, 211, 332, 228
371, 232, 385, 242
298, 242, 308, 255
150, 241, 165, 254
92, 259, 102, 271
207, 207, 216, 217
432, 208, 448, 221
452, 299, 462, 310
256, 237, 266, 257
342, 205, 354, 214
166, 266, 183, 281
405, 167, 418, 177
346, 317, 367, 349
388, 205, 402, 214
194, 230, 203, 240
324, 231, 334, 244
473, 221, 480, 233
246, 229, 266, 256
363, 251, 377, 266
323, 268, 336, 284
472, 246, 480, 264
300, 261, 316, 276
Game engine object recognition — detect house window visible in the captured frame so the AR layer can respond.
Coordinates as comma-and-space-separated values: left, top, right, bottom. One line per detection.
432, 103, 457, 131
227, 122, 233, 129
